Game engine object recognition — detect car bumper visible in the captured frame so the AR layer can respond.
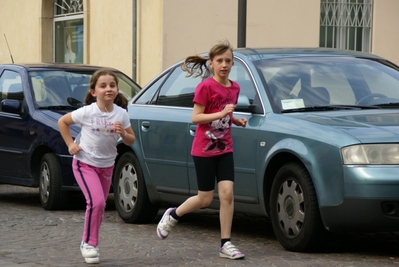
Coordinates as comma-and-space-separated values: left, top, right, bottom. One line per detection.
320, 165, 399, 232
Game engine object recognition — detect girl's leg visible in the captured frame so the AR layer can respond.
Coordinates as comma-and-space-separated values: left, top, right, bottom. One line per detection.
73, 159, 109, 247
97, 166, 114, 225
175, 155, 218, 217
216, 152, 235, 239
218, 180, 234, 239
175, 190, 214, 217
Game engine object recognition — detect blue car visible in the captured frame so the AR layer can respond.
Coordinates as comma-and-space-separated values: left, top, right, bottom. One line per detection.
112, 47, 399, 252
0, 63, 141, 210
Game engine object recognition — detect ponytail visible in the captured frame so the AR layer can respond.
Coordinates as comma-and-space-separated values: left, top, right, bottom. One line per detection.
181, 55, 211, 78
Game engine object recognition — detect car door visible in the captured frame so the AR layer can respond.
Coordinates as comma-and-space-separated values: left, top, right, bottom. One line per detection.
187, 58, 262, 205
0, 69, 33, 180
138, 66, 202, 197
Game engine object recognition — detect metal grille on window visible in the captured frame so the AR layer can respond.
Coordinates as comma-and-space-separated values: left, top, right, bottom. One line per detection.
54, 0, 83, 16
320, 0, 372, 52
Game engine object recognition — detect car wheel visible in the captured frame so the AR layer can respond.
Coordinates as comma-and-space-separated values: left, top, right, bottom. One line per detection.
113, 152, 159, 223
270, 162, 327, 252
39, 153, 65, 210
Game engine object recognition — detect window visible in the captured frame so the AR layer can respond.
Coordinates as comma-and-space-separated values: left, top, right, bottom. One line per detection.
157, 66, 202, 107
0, 70, 23, 110
53, 0, 84, 63
320, 0, 373, 52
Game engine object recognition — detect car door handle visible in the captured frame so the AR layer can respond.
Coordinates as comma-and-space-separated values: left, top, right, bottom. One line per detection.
189, 125, 197, 136
141, 121, 150, 131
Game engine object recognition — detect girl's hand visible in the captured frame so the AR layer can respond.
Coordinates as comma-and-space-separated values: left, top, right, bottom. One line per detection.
234, 117, 247, 128
114, 121, 126, 137
68, 143, 81, 155
220, 104, 236, 118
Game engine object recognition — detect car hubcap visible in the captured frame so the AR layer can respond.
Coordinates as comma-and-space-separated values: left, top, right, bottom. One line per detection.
276, 179, 305, 238
117, 163, 138, 212
40, 162, 50, 203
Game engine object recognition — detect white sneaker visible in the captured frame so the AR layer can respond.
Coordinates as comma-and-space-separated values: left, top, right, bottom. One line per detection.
84, 256, 100, 264
157, 208, 178, 239
80, 241, 100, 263
219, 241, 245, 259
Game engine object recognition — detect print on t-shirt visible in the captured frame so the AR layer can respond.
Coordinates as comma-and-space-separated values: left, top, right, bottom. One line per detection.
90, 117, 116, 135
203, 112, 231, 153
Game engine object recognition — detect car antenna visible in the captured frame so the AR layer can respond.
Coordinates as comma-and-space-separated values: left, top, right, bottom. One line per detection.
4, 34, 14, 63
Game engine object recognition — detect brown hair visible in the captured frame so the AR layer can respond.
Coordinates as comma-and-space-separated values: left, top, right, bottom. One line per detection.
84, 68, 128, 109
181, 40, 233, 78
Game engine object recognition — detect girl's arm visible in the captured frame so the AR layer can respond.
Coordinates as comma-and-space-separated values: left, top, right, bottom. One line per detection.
58, 113, 81, 155
192, 103, 236, 124
121, 127, 136, 146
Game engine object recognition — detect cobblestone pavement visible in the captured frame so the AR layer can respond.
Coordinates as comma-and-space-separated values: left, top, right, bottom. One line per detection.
1, 184, 399, 267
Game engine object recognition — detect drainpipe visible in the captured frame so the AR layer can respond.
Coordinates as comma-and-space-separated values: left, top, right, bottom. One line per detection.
237, 0, 247, 48
132, 0, 137, 80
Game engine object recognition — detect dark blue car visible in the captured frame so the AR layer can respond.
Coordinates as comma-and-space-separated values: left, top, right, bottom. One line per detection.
0, 63, 140, 210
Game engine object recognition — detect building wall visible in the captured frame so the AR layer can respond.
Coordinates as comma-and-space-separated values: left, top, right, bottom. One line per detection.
86, 0, 133, 76
0, 0, 44, 63
372, 0, 399, 65
159, 0, 320, 85
0, 0, 398, 87
136, 0, 164, 86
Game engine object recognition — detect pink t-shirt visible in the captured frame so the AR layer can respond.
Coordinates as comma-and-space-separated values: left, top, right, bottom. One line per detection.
191, 77, 240, 157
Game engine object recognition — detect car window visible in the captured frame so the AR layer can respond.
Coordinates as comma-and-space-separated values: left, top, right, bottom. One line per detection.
229, 59, 256, 104
157, 65, 202, 107
256, 57, 399, 110
115, 73, 141, 99
0, 70, 24, 110
135, 71, 168, 105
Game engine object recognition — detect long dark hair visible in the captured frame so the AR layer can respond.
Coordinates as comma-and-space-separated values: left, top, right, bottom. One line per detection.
84, 68, 128, 109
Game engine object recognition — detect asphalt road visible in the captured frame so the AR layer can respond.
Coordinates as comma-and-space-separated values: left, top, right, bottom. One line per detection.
0, 184, 399, 267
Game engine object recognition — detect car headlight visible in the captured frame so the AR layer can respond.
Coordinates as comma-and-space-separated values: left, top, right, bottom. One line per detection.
342, 144, 399, 165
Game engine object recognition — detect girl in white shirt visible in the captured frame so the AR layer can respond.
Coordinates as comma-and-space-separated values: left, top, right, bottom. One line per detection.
58, 68, 135, 264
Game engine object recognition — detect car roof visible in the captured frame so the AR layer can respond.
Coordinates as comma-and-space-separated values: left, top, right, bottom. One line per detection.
232, 47, 384, 60
0, 63, 119, 72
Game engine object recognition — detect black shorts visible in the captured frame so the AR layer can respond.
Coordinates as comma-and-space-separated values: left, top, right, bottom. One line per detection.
192, 152, 234, 191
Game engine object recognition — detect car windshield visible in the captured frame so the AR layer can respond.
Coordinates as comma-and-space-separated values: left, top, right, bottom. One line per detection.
253, 56, 399, 112
29, 70, 140, 109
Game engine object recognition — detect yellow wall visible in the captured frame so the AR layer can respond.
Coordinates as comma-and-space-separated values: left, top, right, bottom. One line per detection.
136, 0, 164, 86
0, 0, 398, 87
372, 0, 399, 65
0, 0, 45, 63
86, 0, 133, 78
159, 0, 320, 86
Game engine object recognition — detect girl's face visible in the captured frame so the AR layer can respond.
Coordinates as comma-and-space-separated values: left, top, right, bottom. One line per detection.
90, 74, 118, 104
209, 50, 233, 80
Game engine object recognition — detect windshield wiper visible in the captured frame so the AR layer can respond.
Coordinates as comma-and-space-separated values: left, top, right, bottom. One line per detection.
281, 105, 381, 113
38, 105, 78, 110
374, 102, 399, 108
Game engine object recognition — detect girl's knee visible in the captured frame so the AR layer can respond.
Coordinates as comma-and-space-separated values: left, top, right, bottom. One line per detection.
201, 198, 213, 207
219, 190, 234, 203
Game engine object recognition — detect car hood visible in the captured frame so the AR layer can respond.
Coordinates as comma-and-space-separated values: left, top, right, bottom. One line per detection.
34, 109, 80, 135
296, 109, 399, 143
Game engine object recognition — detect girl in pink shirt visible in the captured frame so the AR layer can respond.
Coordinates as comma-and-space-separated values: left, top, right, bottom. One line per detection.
157, 40, 247, 260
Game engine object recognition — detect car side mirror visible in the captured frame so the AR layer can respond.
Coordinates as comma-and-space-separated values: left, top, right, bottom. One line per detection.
235, 94, 256, 113
1, 99, 21, 114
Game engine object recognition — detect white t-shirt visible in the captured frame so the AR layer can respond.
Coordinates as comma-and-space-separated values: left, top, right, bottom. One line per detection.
71, 102, 130, 167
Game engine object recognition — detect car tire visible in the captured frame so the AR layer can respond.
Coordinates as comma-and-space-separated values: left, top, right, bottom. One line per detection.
39, 153, 65, 210
113, 152, 159, 223
270, 162, 328, 252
